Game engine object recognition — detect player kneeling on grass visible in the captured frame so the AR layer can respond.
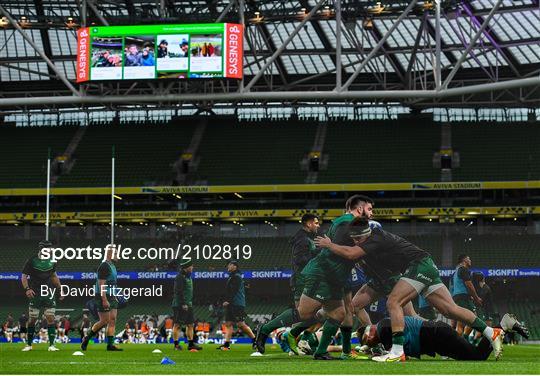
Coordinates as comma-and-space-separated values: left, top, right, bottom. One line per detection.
217, 260, 256, 350
21, 240, 63, 352
172, 259, 202, 352
315, 218, 504, 362
360, 313, 529, 361
81, 245, 123, 351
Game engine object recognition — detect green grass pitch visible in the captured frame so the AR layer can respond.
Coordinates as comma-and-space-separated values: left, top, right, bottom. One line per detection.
1, 343, 539, 374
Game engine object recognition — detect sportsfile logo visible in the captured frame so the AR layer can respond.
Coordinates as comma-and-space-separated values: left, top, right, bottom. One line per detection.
38, 243, 253, 263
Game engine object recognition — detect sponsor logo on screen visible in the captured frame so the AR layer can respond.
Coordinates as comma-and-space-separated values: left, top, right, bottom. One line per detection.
225, 23, 243, 79
76, 28, 90, 83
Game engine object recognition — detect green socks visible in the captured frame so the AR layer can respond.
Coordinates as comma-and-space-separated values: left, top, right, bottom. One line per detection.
314, 318, 340, 356
341, 326, 352, 354
47, 325, 56, 346
289, 318, 319, 338
27, 326, 35, 346
471, 317, 488, 333
260, 308, 297, 336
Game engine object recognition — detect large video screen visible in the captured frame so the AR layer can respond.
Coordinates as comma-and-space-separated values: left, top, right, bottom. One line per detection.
76, 23, 243, 82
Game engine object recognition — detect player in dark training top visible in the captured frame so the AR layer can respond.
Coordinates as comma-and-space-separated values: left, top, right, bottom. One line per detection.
473, 272, 495, 327
315, 218, 504, 362
290, 213, 320, 306
359, 316, 523, 361
172, 259, 202, 351
21, 241, 63, 352
218, 260, 255, 350
81, 245, 123, 351
450, 254, 482, 336
255, 213, 320, 353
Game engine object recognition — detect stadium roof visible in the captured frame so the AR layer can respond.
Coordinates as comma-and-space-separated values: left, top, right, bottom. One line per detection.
0, 0, 539, 112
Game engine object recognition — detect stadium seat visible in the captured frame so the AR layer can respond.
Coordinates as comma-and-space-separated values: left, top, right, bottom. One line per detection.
317, 119, 440, 183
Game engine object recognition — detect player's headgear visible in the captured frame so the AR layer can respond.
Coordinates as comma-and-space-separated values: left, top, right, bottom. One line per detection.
457, 253, 469, 263
160, 39, 168, 45
348, 217, 372, 238
369, 220, 382, 230
227, 259, 239, 267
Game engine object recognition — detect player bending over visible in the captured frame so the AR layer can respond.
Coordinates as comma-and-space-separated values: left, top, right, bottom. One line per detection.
315, 218, 504, 362
21, 241, 63, 352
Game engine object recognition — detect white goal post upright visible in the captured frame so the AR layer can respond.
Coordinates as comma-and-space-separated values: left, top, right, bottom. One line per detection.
45, 147, 51, 242
111, 145, 115, 246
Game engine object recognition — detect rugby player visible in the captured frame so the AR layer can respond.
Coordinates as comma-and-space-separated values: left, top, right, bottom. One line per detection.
254, 195, 373, 359
473, 272, 495, 328
254, 213, 320, 353
290, 213, 320, 307
21, 240, 63, 352
172, 259, 202, 351
451, 254, 482, 336
315, 218, 504, 362
359, 314, 528, 361
81, 245, 123, 351
218, 260, 255, 350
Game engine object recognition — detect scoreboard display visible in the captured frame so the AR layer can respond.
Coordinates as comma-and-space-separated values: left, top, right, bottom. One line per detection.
76, 23, 243, 82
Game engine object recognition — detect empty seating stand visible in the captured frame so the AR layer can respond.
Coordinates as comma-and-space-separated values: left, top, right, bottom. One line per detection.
451, 122, 540, 181
56, 121, 197, 187
194, 120, 315, 185
453, 235, 540, 267
0, 125, 78, 188
318, 119, 440, 183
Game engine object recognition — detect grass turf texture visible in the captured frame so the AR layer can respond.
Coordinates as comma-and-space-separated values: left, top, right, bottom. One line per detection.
1, 343, 539, 374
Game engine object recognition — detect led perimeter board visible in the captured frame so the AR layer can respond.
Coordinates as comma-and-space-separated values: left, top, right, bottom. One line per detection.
76, 23, 243, 82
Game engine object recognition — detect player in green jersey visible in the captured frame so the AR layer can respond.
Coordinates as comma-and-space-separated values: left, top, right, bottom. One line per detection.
21, 241, 63, 352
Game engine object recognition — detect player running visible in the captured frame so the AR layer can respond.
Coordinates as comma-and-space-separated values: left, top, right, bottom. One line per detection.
172, 259, 202, 352
315, 218, 504, 362
217, 260, 255, 350
359, 314, 529, 361
81, 245, 123, 351
21, 240, 63, 352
